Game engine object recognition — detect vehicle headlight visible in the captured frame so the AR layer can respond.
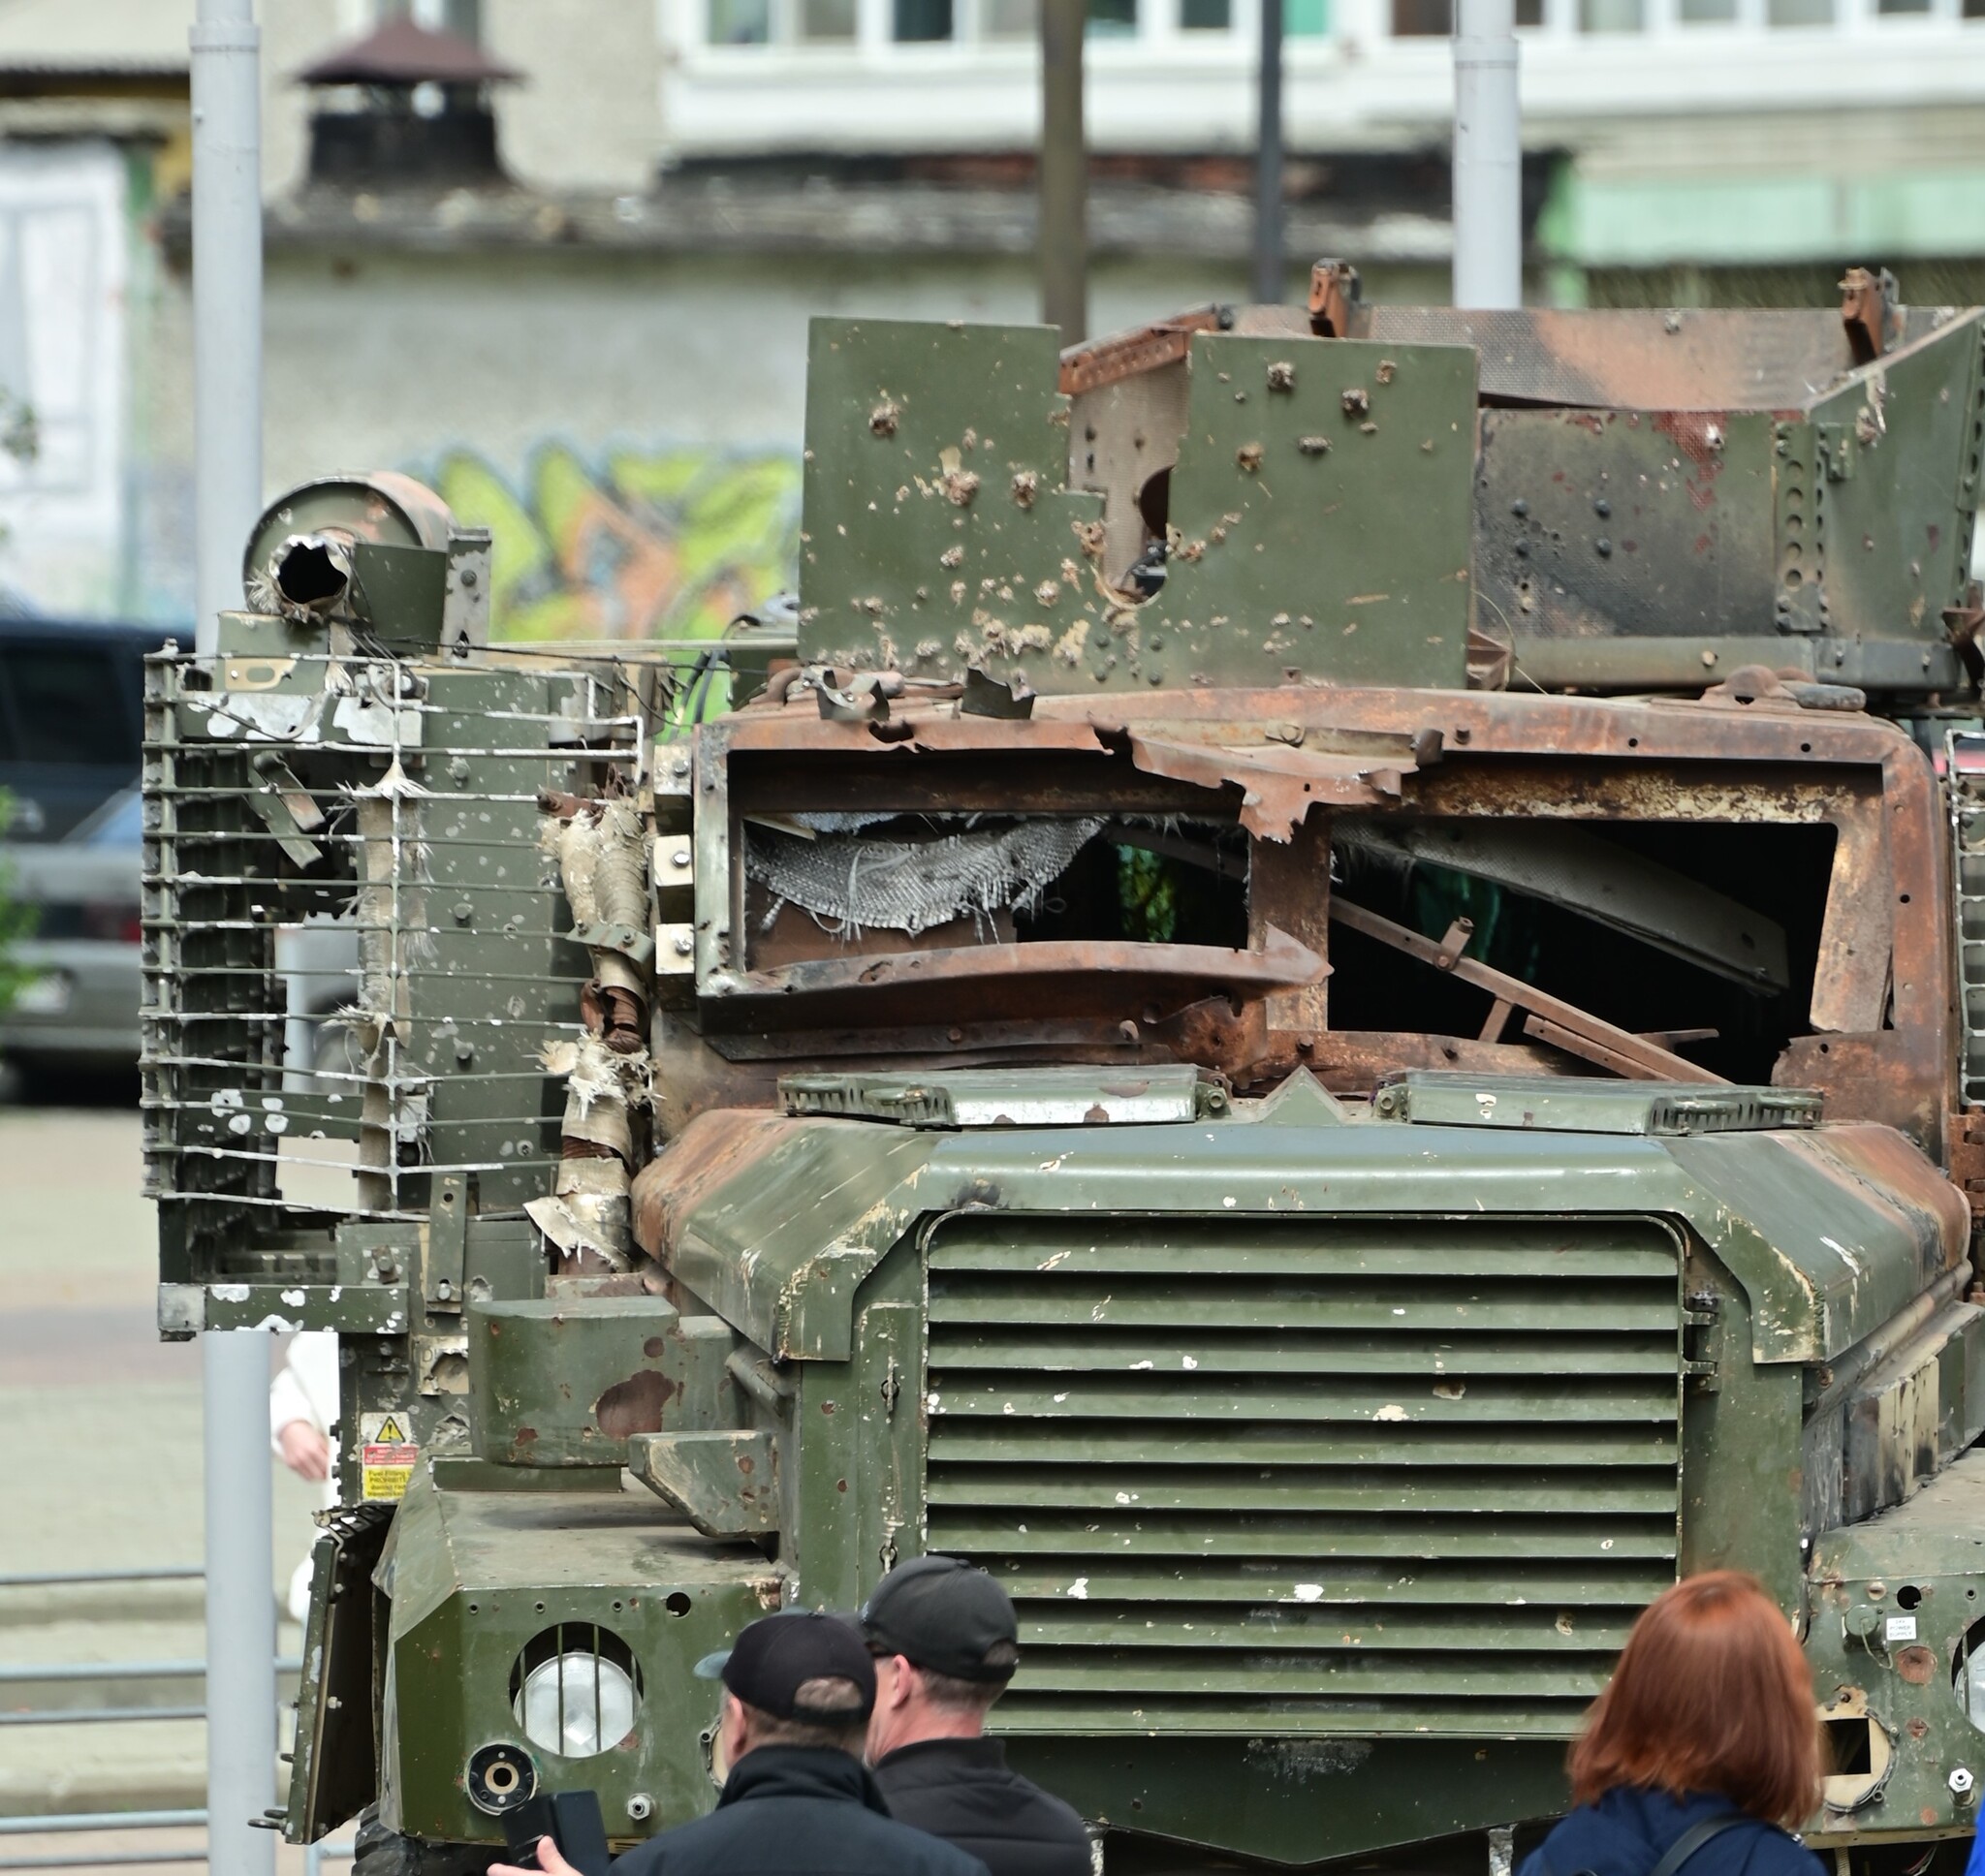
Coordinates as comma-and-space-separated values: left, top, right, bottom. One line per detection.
514, 1650, 639, 1759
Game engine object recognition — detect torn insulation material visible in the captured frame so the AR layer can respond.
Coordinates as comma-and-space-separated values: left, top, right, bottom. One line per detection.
545, 796, 651, 1053
535, 792, 656, 1269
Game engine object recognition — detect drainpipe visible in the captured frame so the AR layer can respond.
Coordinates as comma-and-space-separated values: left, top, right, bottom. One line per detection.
191, 4, 276, 1874
1252, 0, 1285, 303
1451, 0, 1522, 309
1039, 0, 1087, 343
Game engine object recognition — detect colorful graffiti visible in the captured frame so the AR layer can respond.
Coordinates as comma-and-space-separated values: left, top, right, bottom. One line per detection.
426, 442, 802, 643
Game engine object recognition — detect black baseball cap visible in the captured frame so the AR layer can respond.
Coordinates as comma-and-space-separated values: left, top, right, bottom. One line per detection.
694, 1611, 875, 1721
860, 1555, 1020, 1684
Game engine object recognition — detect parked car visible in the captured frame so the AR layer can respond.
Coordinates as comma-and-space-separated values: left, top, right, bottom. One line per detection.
0, 619, 176, 1075
1, 786, 144, 1070
0, 618, 172, 839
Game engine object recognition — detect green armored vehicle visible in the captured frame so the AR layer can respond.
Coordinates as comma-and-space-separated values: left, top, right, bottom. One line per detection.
149, 265, 1985, 1874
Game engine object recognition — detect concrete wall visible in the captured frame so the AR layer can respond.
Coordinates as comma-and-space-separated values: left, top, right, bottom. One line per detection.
0, 142, 137, 616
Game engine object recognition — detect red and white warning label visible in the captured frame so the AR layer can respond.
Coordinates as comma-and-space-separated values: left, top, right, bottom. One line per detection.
359, 1411, 418, 1501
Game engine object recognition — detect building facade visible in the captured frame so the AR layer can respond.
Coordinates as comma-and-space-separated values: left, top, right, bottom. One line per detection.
0, 0, 1980, 628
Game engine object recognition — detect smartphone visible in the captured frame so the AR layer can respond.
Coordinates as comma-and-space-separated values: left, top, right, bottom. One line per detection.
501, 1790, 611, 1876
501, 1796, 556, 1871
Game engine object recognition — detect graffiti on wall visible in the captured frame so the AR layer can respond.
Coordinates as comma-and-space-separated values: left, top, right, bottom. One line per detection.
426, 442, 802, 642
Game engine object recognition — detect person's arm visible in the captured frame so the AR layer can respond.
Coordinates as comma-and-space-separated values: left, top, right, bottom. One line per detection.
269, 1360, 316, 1451
270, 1351, 331, 1481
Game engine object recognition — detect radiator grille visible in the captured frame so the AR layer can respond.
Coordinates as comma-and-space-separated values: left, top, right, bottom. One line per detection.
924, 1216, 1682, 1736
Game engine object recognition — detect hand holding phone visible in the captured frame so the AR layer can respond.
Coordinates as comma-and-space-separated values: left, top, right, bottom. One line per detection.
499, 1792, 610, 1876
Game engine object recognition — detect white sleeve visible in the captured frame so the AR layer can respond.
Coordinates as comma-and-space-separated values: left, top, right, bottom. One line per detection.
270, 1359, 316, 1452
269, 1332, 339, 1452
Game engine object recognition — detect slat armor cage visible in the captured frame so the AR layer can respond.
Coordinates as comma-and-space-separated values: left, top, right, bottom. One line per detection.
925, 1215, 1683, 1736
140, 645, 645, 1280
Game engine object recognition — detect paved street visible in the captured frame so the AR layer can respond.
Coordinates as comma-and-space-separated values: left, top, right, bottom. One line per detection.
0, 1098, 328, 1865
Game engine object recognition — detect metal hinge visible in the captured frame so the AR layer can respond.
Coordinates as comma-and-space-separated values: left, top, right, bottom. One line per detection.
1683, 1289, 1722, 1392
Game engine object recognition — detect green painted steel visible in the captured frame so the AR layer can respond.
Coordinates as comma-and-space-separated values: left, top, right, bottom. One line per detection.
469, 1296, 738, 1469
378, 1460, 780, 1847
658, 1105, 1961, 1369
925, 1213, 1681, 1737
798, 320, 1478, 693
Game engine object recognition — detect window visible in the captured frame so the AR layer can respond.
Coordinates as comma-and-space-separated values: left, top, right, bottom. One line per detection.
1391, 0, 1448, 34
800, 0, 857, 39
1678, 0, 1736, 24
1287, 0, 1329, 28
1875, 0, 1931, 15
896, 0, 955, 37
1328, 816, 1838, 1089
709, 0, 771, 43
1581, 0, 1644, 29
984, 0, 1039, 30
1388, 0, 1539, 32
1768, 0, 1832, 24
1182, 0, 1231, 26
399, 0, 483, 36
1087, 0, 1139, 34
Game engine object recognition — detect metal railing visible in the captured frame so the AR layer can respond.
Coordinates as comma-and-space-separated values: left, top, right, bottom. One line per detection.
0, 1572, 205, 1590
0, 1811, 355, 1872
0, 1567, 344, 1871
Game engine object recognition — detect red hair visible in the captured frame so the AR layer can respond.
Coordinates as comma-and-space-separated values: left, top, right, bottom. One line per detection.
1569, 1571, 1820, 1828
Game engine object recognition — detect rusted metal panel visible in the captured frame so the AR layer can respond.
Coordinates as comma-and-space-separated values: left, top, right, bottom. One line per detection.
1475, 406, 1780, 661
631, 1108, 804, 1265
1331, 897, 1722, 1084
1056, 308, 1224, 396
675, 678, 1953, 1142
1810, 797, 1894, 1035
709, 929, 1325, 1011
1335, 304, 1941, 412
1124, 732, 1421, 839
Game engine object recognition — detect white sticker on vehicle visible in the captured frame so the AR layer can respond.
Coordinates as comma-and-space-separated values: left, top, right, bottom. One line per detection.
1885, 1614, 1918, 1642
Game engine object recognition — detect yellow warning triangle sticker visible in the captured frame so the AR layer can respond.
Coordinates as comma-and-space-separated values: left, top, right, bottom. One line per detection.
375, 1416, 407, 1443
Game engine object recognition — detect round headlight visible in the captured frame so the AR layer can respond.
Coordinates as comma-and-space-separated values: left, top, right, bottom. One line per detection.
515, 1651, 639, 1759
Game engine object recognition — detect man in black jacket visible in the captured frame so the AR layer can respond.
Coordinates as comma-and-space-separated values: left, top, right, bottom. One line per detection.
491, 1610, 988, 1876
862, 1557, 1092, 1876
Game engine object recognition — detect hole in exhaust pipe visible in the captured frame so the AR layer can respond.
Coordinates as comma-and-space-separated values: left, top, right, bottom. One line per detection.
273, 536, 350, 610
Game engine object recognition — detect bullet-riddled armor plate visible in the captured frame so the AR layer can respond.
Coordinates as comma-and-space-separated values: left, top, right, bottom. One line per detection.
800, 318, 1477, 692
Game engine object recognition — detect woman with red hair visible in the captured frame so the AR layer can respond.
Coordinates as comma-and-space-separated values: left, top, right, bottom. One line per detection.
1518, 1572, 1825, 1876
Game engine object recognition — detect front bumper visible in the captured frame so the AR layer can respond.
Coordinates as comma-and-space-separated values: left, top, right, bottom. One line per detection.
362, 1462, 782, 1849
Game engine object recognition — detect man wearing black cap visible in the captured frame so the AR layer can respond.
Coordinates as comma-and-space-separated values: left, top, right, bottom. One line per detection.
490, 1610, 988, 1876
862, 1556, 1091, 1876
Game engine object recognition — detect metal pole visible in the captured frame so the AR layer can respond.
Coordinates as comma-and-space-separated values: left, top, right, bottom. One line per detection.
203, 1336, 276, 1875
1451, 0, 1521, 309
1252, 0, 1284, 304
1038, 0, 1087, 343
192, 5, 274, 1874
192, 0, 264, 655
